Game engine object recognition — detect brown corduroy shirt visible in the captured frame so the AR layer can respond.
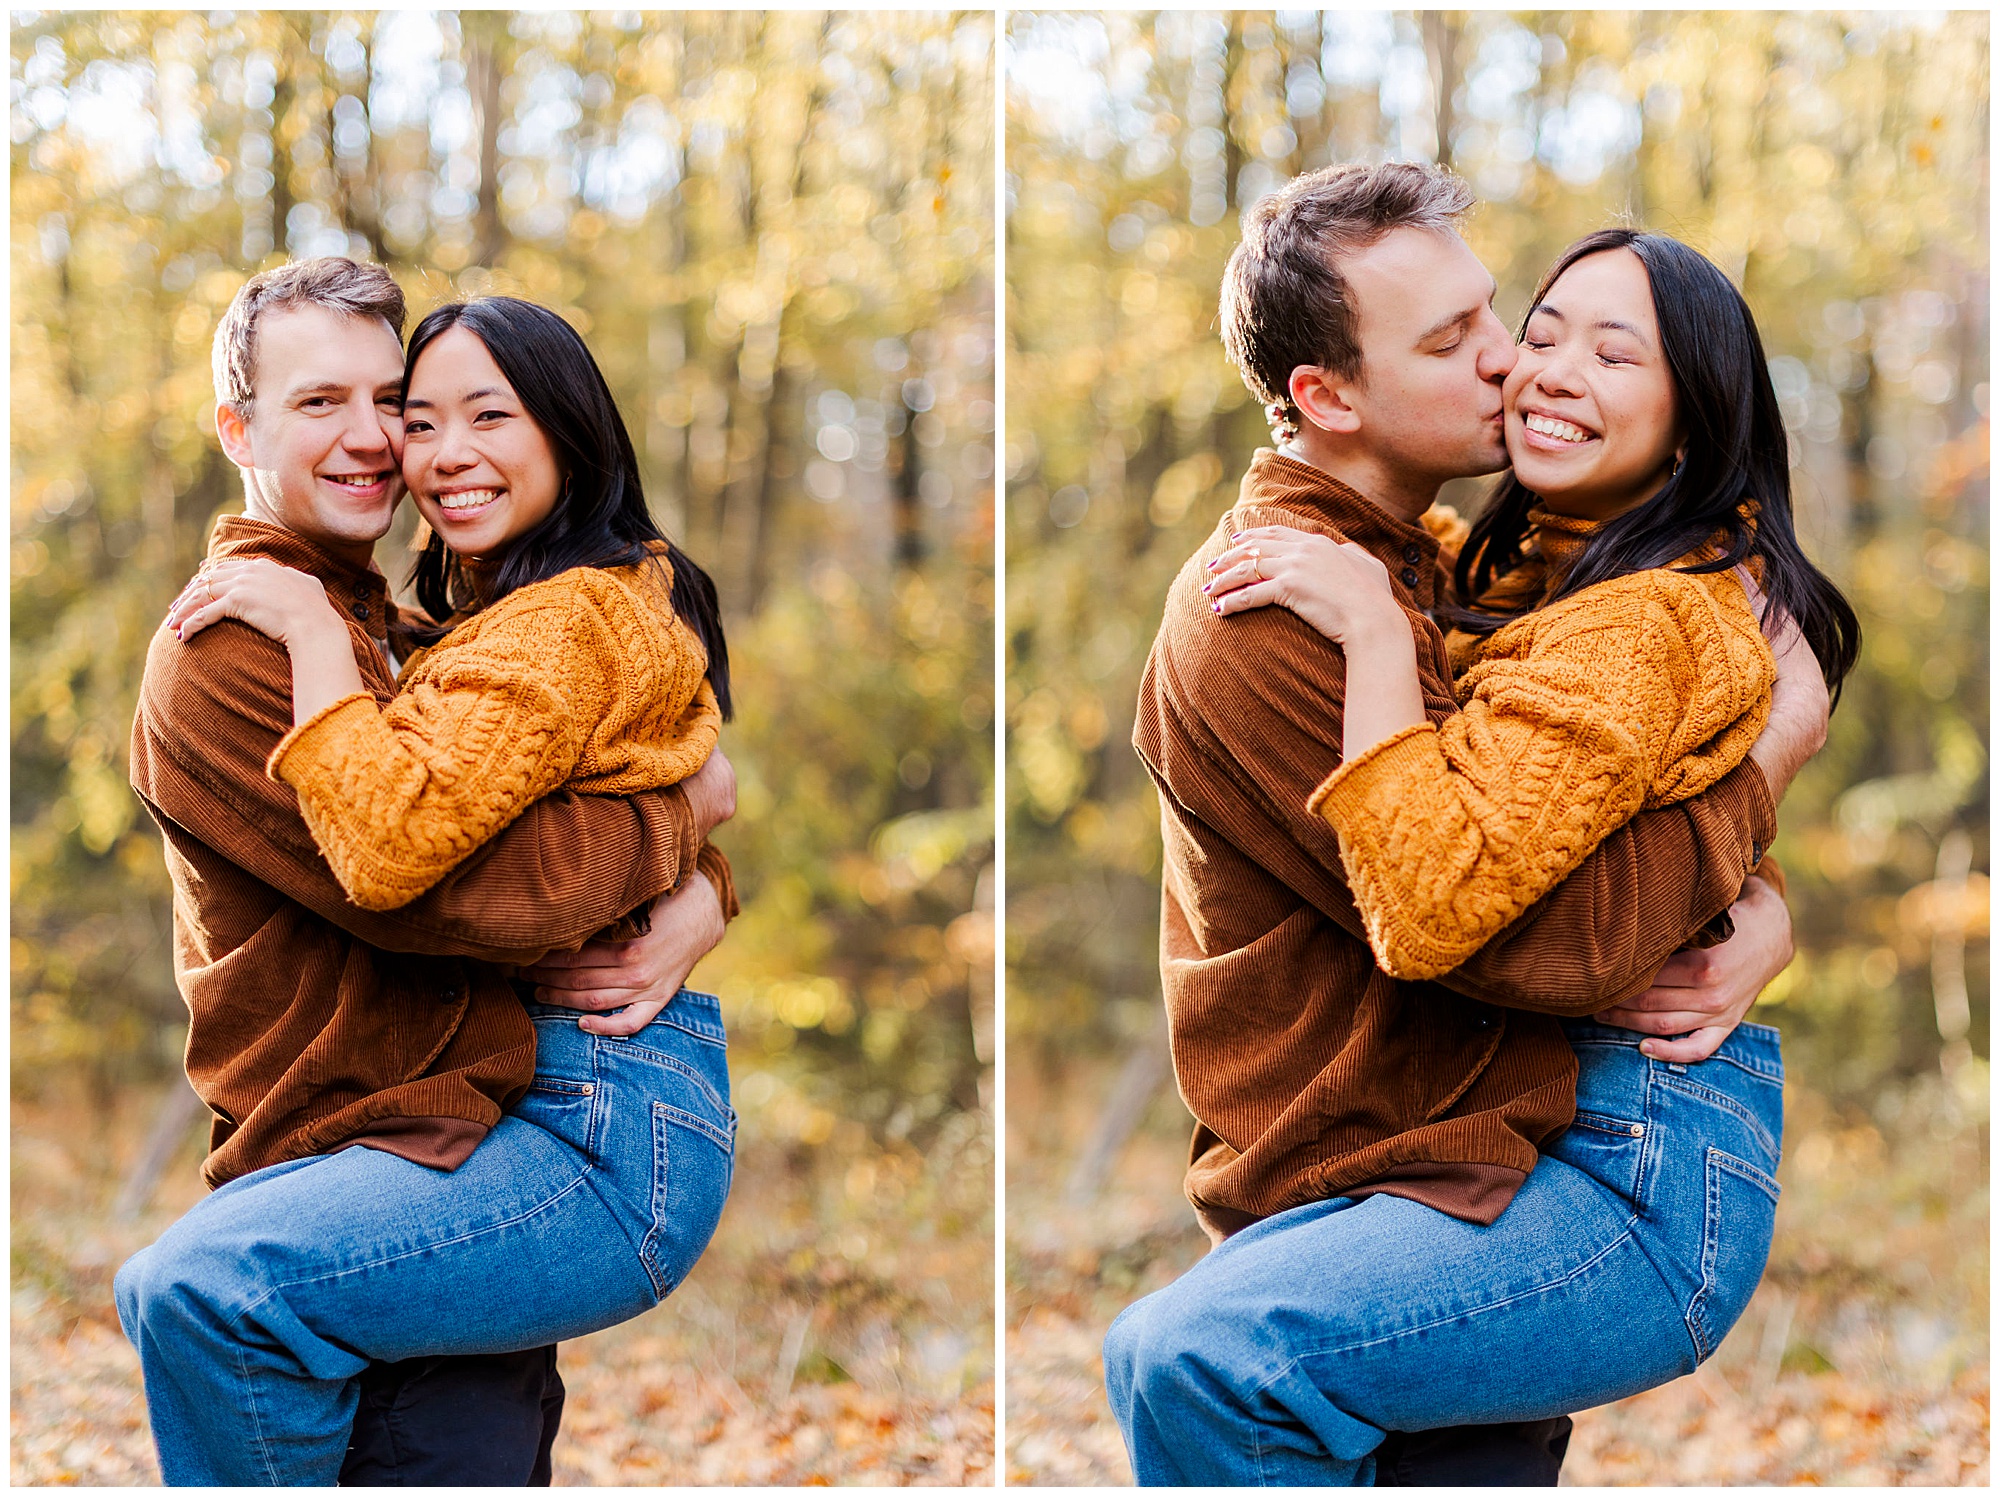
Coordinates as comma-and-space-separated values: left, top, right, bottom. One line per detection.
130, 516, 733, 1189
1135, 452, 1776, 1240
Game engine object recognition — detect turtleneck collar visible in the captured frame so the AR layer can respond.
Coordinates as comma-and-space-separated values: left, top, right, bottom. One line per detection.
1524, 507, 1603, 588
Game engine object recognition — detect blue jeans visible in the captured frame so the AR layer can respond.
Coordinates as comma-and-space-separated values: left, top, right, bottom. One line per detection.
1105, 1019, 1783, 1485
116, 992, 735, 1486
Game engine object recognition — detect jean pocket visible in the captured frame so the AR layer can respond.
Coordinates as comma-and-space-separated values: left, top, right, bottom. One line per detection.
1685, 1147, 1780, 1361
1547, 1108, 1650, 1207
511, 1075, 600, 1160
638, 1100, 735, 1300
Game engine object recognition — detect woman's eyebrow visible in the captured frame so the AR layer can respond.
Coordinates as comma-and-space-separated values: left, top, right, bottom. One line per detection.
1529, 304, 1651, 344
402, 386, 511, 411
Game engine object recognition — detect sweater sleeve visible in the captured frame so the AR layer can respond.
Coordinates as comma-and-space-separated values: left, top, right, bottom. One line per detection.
267, 583, 623, 911
1307, 576, 1768, 981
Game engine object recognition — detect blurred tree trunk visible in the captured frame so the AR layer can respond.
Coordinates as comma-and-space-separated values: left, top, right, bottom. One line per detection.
1423, 12, 1463, 170
465, 12, 509, 268
269, 32, 297, 257
1223, 14, 1246, 210
338, 18, 389, 263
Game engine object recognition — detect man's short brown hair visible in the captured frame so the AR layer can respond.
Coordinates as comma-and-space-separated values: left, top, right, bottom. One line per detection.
1220, 162, 1475, 441
211, 257, 407, 413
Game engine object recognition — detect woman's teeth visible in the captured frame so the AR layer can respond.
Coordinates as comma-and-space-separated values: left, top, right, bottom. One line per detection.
438, 489, 500, 511
1525, 414, 1593, 444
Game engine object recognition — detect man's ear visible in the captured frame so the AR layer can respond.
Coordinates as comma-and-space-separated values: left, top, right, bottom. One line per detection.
214, 400, 255, 469
1289, 365, 1363, 437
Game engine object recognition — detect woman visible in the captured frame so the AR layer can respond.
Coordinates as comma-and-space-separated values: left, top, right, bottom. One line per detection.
128, 297, 739, 1476
1203, 230, 1858, 1459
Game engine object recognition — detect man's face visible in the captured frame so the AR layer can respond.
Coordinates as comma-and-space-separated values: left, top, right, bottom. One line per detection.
1337, 227, 1516, 485
216, 304, 406, 554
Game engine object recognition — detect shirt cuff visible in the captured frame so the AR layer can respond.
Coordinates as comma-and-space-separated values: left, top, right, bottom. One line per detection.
695, 842, 739, 921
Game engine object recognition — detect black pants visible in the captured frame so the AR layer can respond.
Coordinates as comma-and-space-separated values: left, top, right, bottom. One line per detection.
1373, 1416, 1573, 1486
339, 1346, 565, 1486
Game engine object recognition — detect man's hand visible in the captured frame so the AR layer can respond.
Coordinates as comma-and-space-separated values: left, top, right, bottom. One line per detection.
682, 748, 737, 841
1592, 874, 1793, 1063
1746, 605, 1830, 801
522, 871, 727, 1036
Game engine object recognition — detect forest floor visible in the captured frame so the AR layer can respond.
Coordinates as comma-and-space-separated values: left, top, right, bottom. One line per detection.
11, 1073, 993, 1486
1005, 1051, 1989, 1486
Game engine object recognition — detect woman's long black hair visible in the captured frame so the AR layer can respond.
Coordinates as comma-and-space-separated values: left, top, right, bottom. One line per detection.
400, 296, 731, 718
1453, 228, 1859, 704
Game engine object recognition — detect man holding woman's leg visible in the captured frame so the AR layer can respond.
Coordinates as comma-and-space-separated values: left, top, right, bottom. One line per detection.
1114, 163, 1838, 1483
120, 258, 737, 1483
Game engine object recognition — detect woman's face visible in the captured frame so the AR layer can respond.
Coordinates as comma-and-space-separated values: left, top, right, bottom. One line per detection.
1502, 248, 1684, 522
401, 325, 563, 561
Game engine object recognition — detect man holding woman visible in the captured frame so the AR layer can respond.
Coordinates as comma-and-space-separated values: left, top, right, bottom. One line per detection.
121, 257, 738, 1483
1111, 162, 1850, 1483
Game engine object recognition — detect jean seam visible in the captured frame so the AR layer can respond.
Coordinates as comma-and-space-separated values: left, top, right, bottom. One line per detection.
640, 1108, 673, 1298
655, 1099, 734, 1154
647, 1013, 727, 1047
1263, 1221, 1640, 1384
1658, 1073, 1780, 1164
235, 1329, 284, 1484
1693, 1049, 1785, 1085
604, 1045, 729, 1115
219, 1164, 598, 1313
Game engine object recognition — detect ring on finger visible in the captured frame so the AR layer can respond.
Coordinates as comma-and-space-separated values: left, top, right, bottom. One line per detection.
1248, 547, 1263, 581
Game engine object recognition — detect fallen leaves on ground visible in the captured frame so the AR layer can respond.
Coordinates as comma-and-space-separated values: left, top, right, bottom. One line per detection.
12, 1078, 993, 1486
1006, 1054, 1989, 1486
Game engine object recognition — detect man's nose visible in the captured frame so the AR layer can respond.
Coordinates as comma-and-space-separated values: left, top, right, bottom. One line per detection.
1475, 311, 1517, 383
342, 402, 394, 456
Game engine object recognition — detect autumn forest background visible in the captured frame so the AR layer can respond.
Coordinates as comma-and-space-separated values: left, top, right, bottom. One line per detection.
12, 10, 993, 1484
1006, 10, 1988, 1485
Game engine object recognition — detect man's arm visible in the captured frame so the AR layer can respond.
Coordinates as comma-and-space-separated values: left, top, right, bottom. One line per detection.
1590, 873, 1792, 1061
1147, 566, 1788, 1013
134, 622, 723, 964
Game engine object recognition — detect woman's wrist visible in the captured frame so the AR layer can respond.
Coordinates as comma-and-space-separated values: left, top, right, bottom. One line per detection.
1340, 624, 1425, 763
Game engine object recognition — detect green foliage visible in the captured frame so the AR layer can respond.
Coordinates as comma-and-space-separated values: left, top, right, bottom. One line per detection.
1005, 10, 1990, 1111
10, 11, 996, 1142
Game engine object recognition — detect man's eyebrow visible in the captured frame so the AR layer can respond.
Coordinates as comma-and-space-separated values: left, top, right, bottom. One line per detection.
286, 380, 354, 401
1414, 305, 1480, 345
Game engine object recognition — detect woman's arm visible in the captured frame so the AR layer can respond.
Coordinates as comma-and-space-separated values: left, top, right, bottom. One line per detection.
1205, 524, 1425, 766
166, 559, 368, 725
1211, 536, 1774, 980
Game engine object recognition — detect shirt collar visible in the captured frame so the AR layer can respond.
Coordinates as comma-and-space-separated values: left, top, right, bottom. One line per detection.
206, 514, 395, 633
1233, 448, 1444, 610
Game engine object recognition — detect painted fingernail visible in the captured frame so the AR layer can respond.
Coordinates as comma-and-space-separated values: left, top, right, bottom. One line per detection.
1201, 581, 1212, 593
1211, 602, 1222, 614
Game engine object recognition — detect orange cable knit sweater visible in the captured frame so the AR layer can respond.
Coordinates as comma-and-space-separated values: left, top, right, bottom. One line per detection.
1308, 509, 1775, 980
269, 555, 721, 911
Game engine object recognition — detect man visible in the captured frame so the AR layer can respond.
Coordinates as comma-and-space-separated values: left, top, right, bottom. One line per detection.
1110, 164, 1828, 1483
119, 257, 737, 1484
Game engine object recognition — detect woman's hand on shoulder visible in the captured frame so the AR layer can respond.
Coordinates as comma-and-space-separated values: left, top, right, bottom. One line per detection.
167, 559, 342, 648
1204, 524, 1408, 648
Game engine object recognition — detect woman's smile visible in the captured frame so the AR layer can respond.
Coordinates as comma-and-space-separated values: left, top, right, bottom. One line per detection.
401, 325, 563, 557
1502, 248, 1682, 522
